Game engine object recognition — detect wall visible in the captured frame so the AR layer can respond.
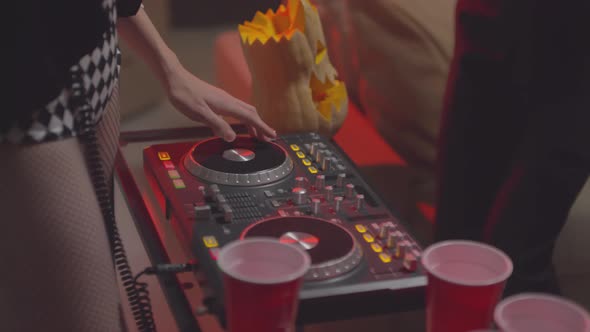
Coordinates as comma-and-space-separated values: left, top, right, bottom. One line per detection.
118, 0, 171, 119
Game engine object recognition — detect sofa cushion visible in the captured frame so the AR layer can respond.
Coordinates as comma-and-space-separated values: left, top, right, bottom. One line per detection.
317, 0, 456, 169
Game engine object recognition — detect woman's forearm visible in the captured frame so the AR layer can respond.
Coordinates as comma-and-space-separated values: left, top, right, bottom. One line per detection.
116, 7, 180, 91
116, 6, 276, 141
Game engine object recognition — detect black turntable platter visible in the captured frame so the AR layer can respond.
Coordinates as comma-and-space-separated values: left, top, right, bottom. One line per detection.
192, 136, 285, 173
183, 136, 293, 186
241, 216, 363, 281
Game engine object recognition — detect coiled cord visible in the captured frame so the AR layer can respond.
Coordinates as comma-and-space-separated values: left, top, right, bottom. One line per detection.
71, 68, 156, 332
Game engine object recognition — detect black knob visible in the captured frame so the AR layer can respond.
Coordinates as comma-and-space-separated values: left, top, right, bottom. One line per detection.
194, 205, 212, 221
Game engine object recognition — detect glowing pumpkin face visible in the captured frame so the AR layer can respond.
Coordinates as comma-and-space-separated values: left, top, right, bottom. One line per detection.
238, 0, 348, 137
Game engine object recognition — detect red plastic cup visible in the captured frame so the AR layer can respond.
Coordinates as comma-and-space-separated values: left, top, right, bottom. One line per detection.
422, 240, 513, 332
217, 237, 311, 332
494, 293, 590, 332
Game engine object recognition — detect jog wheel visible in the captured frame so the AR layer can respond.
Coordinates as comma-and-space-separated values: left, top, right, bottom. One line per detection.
183, 136, 293, 186
241, 216, 363, 281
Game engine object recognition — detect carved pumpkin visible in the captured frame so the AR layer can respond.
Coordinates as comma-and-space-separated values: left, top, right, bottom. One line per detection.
238, 0, 348, 137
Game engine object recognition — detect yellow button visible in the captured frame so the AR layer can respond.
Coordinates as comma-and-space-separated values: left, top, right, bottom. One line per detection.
296, 151, 305, 158
355, 224, 367, 233
308, 166, 318, 174
158, 151, 171, 160
290, 144, 300, 151
203, 236, 218, 248
379, 253, 392, 263
302, 159, 311, 166
371, 243, 383, 253
173, 179, 186, 189
363, 233, 374, 243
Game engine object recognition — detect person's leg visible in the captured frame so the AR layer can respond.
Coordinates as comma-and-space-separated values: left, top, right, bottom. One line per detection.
0, 86, 124, 331
434, 0, 533, 242
95, 84, 121, 195
434, 54, 526, 241
485, 146, 589, 296
484, 0, 590, 296
95, 85, 128, 329
0, 138, 123, 331
434, 58, 520, 241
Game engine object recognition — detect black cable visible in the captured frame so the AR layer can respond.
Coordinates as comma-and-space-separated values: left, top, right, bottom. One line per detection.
135, 262, 199, 282
71, 68, 156, 332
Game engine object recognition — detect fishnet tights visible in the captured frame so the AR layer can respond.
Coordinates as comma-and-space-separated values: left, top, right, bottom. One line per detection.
0, 86, 124, 331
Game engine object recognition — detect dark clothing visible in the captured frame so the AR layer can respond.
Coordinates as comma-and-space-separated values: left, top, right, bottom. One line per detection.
4, 0, 142, 143
435, 0, 590, 296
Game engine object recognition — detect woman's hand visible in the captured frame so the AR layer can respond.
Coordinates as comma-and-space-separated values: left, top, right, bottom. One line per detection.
166, 65, 276, 142
117, 8, 275, 142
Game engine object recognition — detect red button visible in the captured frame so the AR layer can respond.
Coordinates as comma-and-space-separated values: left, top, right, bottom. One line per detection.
163, 161, 175, 169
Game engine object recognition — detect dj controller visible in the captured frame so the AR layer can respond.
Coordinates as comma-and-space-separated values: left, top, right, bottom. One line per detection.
143, 132, 427, 324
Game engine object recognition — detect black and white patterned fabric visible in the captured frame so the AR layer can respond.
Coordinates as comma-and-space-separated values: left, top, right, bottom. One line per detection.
1, 0, 121, 144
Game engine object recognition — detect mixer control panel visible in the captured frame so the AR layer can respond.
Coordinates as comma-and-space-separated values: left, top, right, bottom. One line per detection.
144, 132, 426, 309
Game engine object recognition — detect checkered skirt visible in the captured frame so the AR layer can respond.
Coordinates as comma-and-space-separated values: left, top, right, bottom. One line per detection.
1, 0, 120, 144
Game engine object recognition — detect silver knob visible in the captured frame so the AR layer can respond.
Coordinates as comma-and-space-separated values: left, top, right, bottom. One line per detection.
215, 194, 227, 204
378, 224, 389, 239
222, 204, 233, 223
336, 173, 346, 187
403, 253, 418, 272
334, 196, 344, 212
295, 176, 307, 189
209, 184, 220, 197
395, 241, 409, 259
345, 183, 355, 199
292, 187, 308, 205
315, 149, 325, 163
315, 175, 325, 190
324, 185, 334, 202
385, 233, 398, 248
311, 198, 321, 215
321, 157, 332, 171
355, 194, 365, 210
309, 142, 319, 156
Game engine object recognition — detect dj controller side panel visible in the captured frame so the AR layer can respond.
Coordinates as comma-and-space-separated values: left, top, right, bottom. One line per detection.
142, 132, 427, 325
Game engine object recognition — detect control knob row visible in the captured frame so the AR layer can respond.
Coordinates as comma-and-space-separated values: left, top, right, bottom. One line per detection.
296, 173, 348, 191
289, 176, 364, 211
309, 143, 333, 170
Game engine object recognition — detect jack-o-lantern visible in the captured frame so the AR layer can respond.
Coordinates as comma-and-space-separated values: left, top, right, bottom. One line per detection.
238, 0, 348, 137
